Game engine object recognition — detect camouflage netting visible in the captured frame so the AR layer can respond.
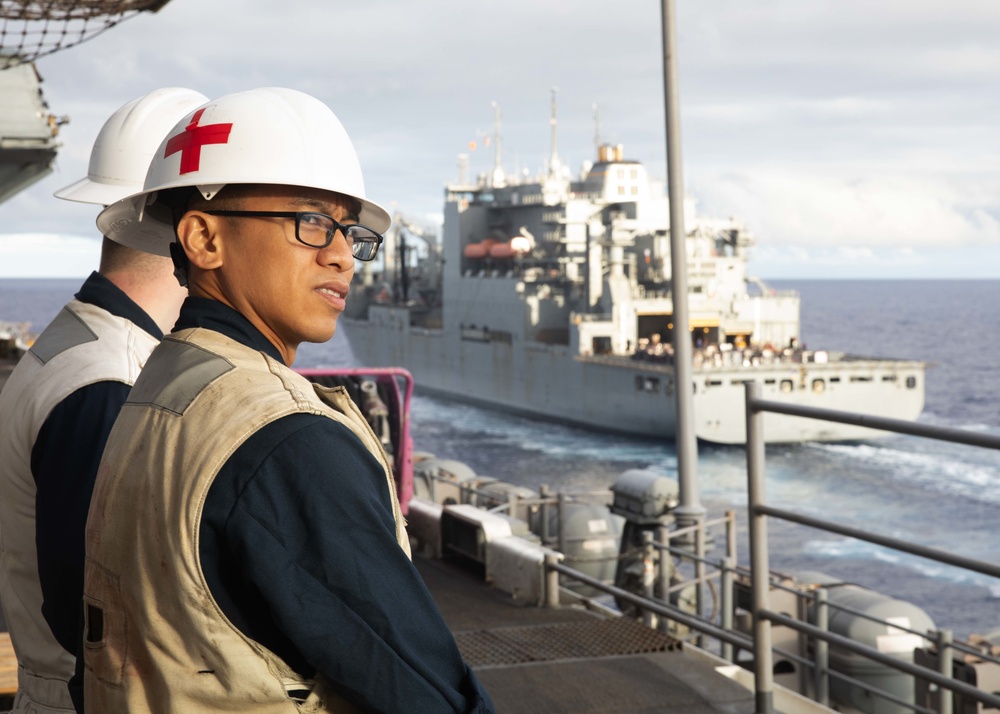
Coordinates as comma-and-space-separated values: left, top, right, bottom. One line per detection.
1, 0, 171, 69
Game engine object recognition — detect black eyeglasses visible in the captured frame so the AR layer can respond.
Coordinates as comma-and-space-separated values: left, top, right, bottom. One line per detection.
204, 210, 383, 261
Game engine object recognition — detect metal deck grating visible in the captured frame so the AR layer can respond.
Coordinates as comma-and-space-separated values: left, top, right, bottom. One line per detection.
455, 616, 680, 667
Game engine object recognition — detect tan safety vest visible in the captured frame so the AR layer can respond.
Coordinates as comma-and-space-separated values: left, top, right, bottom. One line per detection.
84, 327, 409, 713
0, 300, 157, 713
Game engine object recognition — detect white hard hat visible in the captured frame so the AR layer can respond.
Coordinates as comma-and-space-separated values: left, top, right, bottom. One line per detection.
97, 87, 390, 257
54, 87, 209, 206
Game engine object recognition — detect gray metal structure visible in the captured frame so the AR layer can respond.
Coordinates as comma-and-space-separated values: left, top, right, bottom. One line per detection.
659, 0, 704, 534
0, 62, 60, 204
0, 0, 177, 206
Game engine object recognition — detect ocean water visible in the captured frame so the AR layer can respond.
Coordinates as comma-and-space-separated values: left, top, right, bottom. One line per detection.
2, 278, 998, 639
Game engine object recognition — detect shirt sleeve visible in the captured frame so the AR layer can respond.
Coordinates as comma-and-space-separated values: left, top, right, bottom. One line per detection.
31, 379, 132, 713
201, 413, 494, 713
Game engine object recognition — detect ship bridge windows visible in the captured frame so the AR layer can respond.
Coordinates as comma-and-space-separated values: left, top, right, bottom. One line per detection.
906, 375, 917, 389
592, 336, 612, 355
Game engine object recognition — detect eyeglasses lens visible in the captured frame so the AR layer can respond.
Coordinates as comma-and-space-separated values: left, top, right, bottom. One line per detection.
296, 213, 380, 260
346, 226, 380, 261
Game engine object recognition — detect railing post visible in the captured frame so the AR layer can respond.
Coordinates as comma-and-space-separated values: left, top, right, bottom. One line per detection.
724, 509, 737, 662
694, 518, 706, 648
937, 628, 953, 714
658, 523, 671, 630
726, 509, 737, 571
721, 556, 735, 662
539, 484, 551, 544
558, 491, 568, 554
746, 381, 774, 714
815, 588, 830, 707
796, 586, 809, 695
544, 552, 560, 608
642, 530, 657, 629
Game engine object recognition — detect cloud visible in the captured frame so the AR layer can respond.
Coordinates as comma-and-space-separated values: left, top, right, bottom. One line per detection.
0, 0, 997, 278
748, 241, 1000, 279
0, 234, 101, 278
692, 169, 1000, 251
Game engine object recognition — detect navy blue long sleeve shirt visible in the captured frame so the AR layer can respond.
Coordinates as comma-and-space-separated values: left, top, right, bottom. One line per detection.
31, 271, 164, 712
183, 298, 494, 713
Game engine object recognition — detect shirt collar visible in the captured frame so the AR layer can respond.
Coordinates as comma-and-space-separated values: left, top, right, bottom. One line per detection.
75, 271, 163, 339
174, 297, 285, 363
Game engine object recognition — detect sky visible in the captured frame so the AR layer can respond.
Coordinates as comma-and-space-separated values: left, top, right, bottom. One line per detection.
0, 0, 998, 279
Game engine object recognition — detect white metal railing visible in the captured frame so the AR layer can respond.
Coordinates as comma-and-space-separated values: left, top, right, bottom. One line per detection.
417, 432, 1000, 714
744, 381, 1000, 714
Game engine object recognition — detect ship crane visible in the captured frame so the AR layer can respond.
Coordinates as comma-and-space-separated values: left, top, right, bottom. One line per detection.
385, 213, 442, 305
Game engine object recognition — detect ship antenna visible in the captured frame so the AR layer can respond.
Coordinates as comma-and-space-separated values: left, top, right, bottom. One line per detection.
661, 0, 705, 536
490, 100, 506, 187
548, 86, 561, 178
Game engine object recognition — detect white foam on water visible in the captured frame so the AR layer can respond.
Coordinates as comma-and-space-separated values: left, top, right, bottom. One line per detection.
807, 439, 1000, 504
804, 537, 1000, 591
409, 394, 677, 463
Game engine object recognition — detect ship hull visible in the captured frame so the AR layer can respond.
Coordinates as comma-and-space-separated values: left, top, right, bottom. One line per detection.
344, 308, 925, 445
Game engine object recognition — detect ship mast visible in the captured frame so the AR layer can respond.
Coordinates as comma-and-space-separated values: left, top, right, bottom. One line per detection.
490, 100, 506, 188
660, 1, 705, 538
548, 86, 561, 177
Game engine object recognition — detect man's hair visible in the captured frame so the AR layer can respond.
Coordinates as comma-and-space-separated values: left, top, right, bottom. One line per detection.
98, 237, 170, 276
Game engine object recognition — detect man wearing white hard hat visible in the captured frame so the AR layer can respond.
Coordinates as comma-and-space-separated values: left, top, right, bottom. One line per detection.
85, 88, 494, 713
0, 87, 207, 714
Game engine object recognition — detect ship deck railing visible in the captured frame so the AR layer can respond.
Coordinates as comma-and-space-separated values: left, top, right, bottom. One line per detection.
743, 382, 1000, 714
538, 507, 1000, 714
414, 432, 1000, 714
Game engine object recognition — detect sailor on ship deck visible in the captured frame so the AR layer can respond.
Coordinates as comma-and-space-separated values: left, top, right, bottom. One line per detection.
83, 88, 493, 713
0, 88, 207, 714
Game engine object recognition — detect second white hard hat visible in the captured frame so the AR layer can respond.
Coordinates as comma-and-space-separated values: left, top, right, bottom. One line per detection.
54, 87, 209, 206
97, 87, 390, 257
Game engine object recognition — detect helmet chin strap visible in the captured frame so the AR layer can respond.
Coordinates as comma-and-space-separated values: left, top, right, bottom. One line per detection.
169, 241, 189, 288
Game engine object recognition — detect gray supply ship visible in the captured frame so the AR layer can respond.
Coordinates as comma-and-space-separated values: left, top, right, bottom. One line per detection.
343, 104, 927, 445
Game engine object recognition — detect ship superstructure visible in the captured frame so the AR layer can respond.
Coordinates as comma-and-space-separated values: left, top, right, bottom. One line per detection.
347, 113, 926, 444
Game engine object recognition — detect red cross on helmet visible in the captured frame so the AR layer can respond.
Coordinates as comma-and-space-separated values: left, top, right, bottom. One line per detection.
97, 87, 390, 256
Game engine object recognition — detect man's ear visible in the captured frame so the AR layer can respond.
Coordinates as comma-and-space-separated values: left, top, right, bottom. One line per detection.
176, 211, 224, 271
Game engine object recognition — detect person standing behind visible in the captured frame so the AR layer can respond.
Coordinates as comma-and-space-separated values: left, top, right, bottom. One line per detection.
85, 87, 493, 713
0, 87, 208, 714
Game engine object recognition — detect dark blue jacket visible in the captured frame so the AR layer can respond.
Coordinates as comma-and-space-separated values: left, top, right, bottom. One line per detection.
183, 298, 494, 713
32, 271, 163, 712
